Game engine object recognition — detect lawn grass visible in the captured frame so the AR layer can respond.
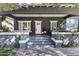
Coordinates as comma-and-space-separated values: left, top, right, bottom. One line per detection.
0, 48, 16, 56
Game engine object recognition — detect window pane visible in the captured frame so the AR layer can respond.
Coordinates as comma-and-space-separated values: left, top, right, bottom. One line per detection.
23, 22, 27, 30
66, 18, 78, 31
51, 21, 57, 32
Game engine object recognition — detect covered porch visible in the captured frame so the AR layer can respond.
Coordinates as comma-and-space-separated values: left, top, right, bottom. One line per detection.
15, 14, 68, 35
15, 14, 79, 35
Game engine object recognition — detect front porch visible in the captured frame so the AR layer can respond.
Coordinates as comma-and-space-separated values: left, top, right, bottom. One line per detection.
16, 16, 79, 35
17, 19, 58, 35
0, 31, 79, 48
0, 14, 79, 48
14, 14, 67, 35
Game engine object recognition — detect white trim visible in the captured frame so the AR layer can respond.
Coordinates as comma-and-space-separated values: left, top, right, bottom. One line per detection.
35, 21, 42, 22
18, 21, 22, 31
18, 21, 31, 31
52, 32, 79, 34
35, 21, 42, 34
18, 21, 32, 22
50, 21, 58, 22
0, 32, 29, 35
12, 14, 68, 17
50, 21, 58, 31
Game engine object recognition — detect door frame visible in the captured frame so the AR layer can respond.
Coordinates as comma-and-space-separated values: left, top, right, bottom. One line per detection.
35, 21, 42, 34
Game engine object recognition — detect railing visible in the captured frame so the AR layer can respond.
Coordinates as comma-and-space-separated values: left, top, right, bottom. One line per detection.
0, 31, 30, 48
52, 32, 79, 35
0, 31, 29, 36
51, 31, 79, 47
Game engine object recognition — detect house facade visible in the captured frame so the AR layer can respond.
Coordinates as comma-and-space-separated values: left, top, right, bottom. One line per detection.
1, 4, 79, 35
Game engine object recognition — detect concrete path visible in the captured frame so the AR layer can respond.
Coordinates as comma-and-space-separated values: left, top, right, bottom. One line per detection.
15, 48, 79, 56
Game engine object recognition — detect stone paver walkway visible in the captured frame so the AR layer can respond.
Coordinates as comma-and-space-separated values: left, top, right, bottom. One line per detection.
15, 48, 79, 56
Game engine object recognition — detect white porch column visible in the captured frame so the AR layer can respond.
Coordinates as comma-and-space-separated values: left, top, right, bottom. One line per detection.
18, 21, 23, 31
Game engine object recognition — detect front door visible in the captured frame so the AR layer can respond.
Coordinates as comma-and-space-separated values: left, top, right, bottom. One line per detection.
35, 21, 42, 34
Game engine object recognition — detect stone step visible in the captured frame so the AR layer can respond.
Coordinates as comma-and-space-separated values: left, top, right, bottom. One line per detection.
28, 41, 53, 44
27, 42, 53, 45
27, 45, 54, 48
30, 39, 51, 41
30, 38, 51, 41
29, 40, 53, 42
26, 35, 54, 48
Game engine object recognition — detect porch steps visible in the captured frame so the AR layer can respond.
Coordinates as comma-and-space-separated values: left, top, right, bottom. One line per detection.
26, 35, 54, 48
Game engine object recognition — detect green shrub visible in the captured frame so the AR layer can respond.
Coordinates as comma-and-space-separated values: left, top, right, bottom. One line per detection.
14, 37, 20, 48
0, 48, 16, 56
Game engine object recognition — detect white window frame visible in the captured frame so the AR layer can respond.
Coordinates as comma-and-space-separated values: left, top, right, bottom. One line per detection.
18, 21, 31, 32
50, 21, 58, 32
